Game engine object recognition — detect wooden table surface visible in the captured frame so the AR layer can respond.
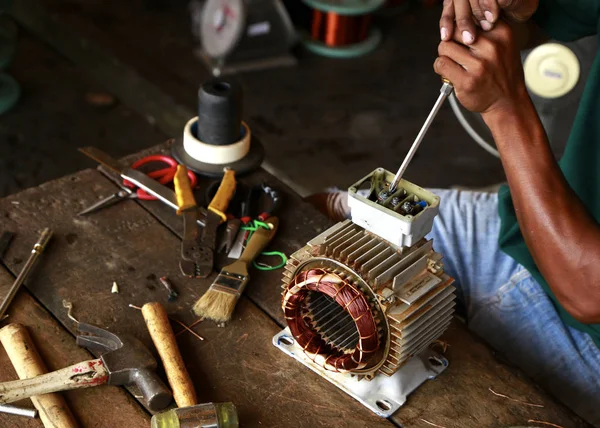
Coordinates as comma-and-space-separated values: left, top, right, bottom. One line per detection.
0, 143, 590, 428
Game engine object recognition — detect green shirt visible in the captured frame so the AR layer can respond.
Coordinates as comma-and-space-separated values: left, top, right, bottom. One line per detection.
498, 0, 600, 347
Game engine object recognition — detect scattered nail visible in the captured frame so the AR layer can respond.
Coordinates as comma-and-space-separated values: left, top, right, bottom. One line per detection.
484, 11, 494, 22
111, 281, 119, 294
440, 27, 448, 41
462, 31, 474, 44
480, 20, 492, 31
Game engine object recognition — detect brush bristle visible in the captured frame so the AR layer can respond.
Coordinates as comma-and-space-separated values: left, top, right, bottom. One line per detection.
193, 289, 239, 323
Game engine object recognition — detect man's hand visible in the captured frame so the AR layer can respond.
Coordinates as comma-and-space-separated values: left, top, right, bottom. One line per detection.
440, 0, 538, 44
435, 15, 600, 324
434, 21, 527, 118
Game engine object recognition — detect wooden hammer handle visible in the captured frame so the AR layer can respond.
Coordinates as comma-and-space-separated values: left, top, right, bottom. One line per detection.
142, 302, 197, 408
0, 323, 80, 428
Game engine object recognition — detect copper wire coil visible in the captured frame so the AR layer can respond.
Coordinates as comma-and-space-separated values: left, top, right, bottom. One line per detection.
310, 9, 372, 47
283, 268, 380, 372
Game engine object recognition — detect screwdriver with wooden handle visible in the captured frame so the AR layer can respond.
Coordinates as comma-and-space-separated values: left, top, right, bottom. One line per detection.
387, 79, 454, 193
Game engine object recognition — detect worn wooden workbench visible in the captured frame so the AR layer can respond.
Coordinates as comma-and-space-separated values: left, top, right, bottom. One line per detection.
0, 140, 591, 427
0, 0, 592, 426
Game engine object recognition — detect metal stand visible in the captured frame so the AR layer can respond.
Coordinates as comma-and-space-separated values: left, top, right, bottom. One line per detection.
273, 328, 449, 418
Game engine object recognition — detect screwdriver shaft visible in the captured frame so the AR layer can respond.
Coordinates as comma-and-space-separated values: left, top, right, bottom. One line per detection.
0, 229, 52, 320
389, 81, 454, 192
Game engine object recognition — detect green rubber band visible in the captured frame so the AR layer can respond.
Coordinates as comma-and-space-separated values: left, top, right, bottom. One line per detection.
253, 251, 288, 271
254, 220, 271, 230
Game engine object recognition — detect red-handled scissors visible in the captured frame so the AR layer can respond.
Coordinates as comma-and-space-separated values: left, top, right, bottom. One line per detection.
78, 155, 197, 215
123, 155, 197, 200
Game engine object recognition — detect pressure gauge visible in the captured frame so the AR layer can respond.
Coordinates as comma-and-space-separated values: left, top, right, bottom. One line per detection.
200, 0, 247, 58
193, 0, 297, 76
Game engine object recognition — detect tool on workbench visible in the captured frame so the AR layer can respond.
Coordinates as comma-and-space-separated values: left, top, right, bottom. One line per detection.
0, 228, 52, 321
79, 147, 208, 227
302, 0, 385, 58
226, 182, 282, 260
0, 323, 78, 427
0, 321, 173, 411
385, 79, 454, 195
151, 402, 239, 428
191, 0, 297, 76
0, 404, 37, 418
175, 165, 236, 278
159, 276, 179, 301
171, 78, 264, 177
218, 217, 242, 255
141, 302, 197, 408
78, 154, 198, 216
0, 231, 14, 261
193, 216, 279, 323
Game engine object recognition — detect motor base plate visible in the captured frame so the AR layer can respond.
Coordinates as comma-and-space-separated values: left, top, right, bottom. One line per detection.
273, 327, 449, 418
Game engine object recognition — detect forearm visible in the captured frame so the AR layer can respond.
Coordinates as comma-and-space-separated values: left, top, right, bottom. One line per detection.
484, 97, 600, 322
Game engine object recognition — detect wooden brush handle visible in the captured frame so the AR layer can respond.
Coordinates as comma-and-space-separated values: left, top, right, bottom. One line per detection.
0, 323, 79, 427
141, 302, 197, 408
174, 165, 197, 213
239, 217, 279, 265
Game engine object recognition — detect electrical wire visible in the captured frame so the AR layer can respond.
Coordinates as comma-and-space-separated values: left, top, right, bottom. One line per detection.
241, 220, 287, 271
448, 93, 500, 158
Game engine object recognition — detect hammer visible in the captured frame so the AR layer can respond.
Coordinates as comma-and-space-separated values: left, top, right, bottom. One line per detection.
0, 321, 173, 411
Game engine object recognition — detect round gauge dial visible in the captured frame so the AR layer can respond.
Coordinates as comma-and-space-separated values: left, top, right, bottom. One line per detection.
201, 0, 246, 58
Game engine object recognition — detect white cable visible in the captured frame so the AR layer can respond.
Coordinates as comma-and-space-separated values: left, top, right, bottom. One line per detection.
448, 93, 500, 158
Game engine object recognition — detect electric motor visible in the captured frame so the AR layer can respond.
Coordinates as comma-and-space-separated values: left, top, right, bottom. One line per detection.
274, 168, 456, 416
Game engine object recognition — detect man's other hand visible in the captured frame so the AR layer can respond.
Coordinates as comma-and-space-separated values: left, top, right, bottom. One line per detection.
439, 0, 539, 44
434, 21, 528, 118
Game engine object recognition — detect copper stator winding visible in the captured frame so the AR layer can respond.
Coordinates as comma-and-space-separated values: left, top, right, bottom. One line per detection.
283, 268, 380, 372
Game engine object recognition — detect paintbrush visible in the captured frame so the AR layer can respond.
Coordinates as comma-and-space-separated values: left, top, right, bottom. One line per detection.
193, 216, 279, 323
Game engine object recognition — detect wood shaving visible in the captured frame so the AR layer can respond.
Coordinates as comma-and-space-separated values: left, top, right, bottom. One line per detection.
420, 418, 448, 428
527, 420, 564, 428
488, 387, 544, 408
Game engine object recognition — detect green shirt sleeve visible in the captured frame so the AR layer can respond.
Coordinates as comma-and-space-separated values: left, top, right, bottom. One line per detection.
534, 0, 600, 41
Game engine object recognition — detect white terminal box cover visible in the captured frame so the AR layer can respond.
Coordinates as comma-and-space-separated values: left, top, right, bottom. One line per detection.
348, 168, 440, 248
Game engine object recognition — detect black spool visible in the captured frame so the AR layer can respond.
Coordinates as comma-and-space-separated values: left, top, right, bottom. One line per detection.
171, 78, 264, 177
197, 78, 243, 146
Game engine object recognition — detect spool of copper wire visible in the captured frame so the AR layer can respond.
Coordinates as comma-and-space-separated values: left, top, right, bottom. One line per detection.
302, 0, 385, 58
311, 10, 372, 47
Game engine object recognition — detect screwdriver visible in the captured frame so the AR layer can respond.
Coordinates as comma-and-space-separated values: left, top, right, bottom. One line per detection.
388, 79, 454, 193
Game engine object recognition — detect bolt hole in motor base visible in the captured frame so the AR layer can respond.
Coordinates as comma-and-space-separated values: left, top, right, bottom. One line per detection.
273, 329, 448, 418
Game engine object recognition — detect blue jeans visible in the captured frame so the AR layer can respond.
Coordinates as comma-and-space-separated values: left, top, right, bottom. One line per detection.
426, 189, 600, 426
